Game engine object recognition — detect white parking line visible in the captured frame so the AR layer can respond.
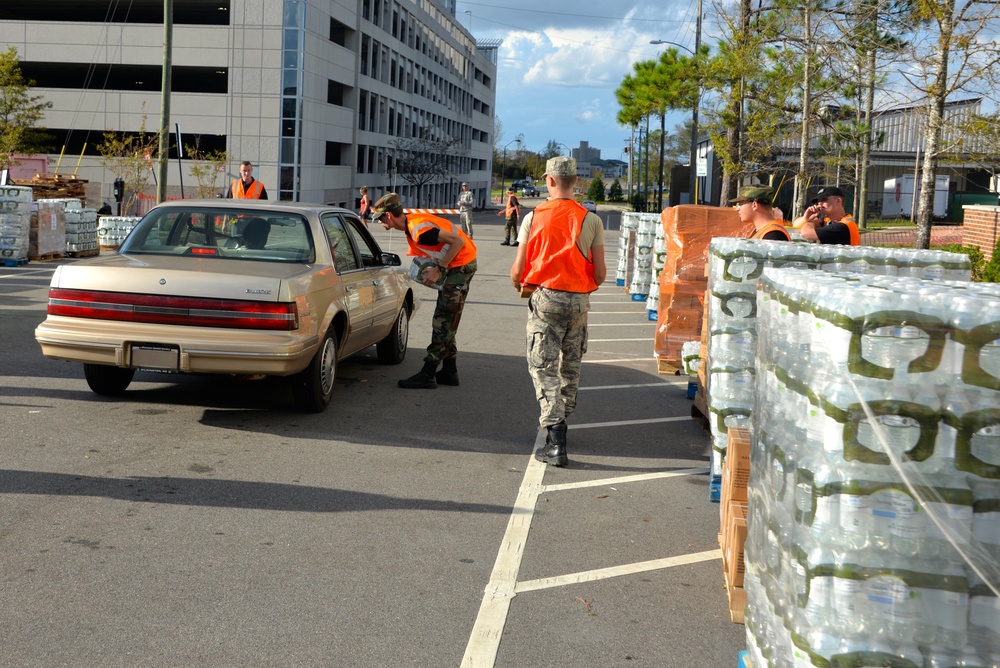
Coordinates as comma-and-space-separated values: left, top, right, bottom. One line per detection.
540, 467, 710, 492
579, 381, 686, 391
461, 432, 547, 668
572, 416, 691, 429
589, 338, 655, 342
461, 436, 711, 668
514, 550, 721, 594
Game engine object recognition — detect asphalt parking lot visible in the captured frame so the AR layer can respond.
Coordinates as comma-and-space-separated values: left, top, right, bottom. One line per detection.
1, 205, 745, 667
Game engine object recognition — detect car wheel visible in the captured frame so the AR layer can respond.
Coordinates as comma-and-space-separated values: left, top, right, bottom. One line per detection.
376, 303, 410, 365
292, 330, 337, 413
84, 364, 135, 396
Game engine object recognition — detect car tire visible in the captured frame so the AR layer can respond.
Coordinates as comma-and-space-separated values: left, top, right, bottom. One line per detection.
292, 331, 337, 413
84, 363, 135, 396
376, 302, 410, 365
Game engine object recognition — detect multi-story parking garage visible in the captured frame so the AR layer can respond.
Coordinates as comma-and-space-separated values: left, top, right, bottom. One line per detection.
0, 0, 498, 210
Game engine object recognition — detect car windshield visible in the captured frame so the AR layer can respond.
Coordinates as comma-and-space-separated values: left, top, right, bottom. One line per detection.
119, 207, 315, 263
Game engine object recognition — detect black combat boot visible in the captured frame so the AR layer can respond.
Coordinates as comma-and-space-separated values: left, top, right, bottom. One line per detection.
398, 361, 438, 389
435, 358, 460, 386
535, 421, 567, 466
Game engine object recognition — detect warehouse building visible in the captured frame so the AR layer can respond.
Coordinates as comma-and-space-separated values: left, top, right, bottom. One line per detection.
0, 0, 498, 211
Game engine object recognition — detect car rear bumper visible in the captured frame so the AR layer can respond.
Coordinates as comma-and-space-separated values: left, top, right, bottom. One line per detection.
35, 316, 319, 376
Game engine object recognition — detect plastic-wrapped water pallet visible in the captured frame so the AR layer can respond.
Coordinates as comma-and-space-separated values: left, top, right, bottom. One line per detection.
0, 185, 33, 264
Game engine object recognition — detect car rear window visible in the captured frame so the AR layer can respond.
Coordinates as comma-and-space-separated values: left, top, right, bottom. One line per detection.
119, 207, 315, 263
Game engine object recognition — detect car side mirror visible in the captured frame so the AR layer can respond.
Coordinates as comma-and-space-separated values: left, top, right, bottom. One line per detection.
381, 253, 402, 266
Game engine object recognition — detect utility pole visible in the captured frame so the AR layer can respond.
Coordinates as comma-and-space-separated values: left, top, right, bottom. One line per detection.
690, 0, 702, 205
156, 0, 173, 204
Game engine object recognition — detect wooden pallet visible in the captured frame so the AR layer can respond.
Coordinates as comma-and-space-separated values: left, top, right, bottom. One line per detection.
66, 248, 100, 258
657, 358, 682, 375
725, 571, 746, 624
28, 252, 64, 262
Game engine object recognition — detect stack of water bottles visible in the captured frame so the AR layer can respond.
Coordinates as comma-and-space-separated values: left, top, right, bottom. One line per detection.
704, 238, 973, 477
97, 216, 141, 249
0, 185, 33, 262
629, 213, 659, 301
744, 267, 1000, 668
616, 212, 640, 287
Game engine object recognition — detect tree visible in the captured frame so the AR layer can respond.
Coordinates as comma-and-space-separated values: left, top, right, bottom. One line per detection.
185, 142, 230, 198
586, 175, 606, 202
608, 178, 624, 202
905, 0, 1000, 248
391, 130, 465, 207
97, 110, 158, 215
0, 46, 52, 170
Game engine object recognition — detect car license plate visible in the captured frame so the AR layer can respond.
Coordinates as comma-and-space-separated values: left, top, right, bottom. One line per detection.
130, 344, 180, 371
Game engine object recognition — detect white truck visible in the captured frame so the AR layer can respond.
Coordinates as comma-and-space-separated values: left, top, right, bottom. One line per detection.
881, 174, 950, 218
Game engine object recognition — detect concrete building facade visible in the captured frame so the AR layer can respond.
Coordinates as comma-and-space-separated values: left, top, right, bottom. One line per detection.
0, 0, 497, 211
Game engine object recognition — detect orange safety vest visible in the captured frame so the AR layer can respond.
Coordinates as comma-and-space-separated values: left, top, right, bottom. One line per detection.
750, 221, 792, 241
405, 214, 477, 269
231, 178, 265, 199
521, 199, 599, 294
839, 215, 861, 246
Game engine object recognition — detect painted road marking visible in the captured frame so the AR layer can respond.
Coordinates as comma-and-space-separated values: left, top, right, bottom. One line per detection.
515, 550, 721, 594
579, 381, 686, 391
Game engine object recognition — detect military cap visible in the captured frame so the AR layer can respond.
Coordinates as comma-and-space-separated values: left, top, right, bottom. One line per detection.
729, 185, 774, 206
370, 192, 403, 219
544, 156, 577, 177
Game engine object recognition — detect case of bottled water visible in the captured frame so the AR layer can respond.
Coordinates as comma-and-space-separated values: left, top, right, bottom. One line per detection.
630, 213, 660, 299
705, 238, 972, 468
745, 266, 1000, 667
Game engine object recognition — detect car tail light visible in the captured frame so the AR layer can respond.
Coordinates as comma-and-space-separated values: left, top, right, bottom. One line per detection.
47, 289, 299, 330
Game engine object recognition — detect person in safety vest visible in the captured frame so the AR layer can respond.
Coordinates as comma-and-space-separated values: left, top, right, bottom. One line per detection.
226, 161, 268, 200
372, 192, 478, 389
499, 187, 521, 246
796, 186, 860, 245
730, 185, 791, 241
509, 156, 607, 467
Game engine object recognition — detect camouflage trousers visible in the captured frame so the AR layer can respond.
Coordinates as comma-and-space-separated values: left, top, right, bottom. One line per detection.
459, 209, 474, 238
425, 259, 477, 365
525, 287, 590, 428
504, 216, 518, 241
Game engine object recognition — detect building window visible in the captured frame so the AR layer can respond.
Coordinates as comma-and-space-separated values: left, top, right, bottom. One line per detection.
328, 80, 346, 106
329, 17, 348, 46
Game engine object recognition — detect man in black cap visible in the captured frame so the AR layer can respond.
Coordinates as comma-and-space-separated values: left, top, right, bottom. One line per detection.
798, 186, 860, 245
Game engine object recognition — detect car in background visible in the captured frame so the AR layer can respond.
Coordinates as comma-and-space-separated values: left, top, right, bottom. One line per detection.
521, 184, 539, 197
581, 200, 598, 213
35, 200, 417, 413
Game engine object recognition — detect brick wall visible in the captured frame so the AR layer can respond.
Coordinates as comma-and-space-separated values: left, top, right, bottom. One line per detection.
962, 206, 1000, 262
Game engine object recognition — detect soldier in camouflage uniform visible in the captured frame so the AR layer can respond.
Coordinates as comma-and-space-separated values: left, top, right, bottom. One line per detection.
510, 157, 606, 466
372, 193, 477, 389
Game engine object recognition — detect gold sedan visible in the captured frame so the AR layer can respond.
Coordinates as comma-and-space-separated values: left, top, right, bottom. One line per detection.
35, 200, 417, 412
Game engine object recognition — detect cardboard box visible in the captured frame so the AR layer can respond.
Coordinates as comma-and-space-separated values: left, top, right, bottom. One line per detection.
725, 503, 747, 588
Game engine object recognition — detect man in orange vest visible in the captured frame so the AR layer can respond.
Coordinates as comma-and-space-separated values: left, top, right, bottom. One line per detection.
510, 156, 607, 466
226, 161, 268, 200
372, 192, 478, 389
730, 185, 791, 241
797, 186, 860, 245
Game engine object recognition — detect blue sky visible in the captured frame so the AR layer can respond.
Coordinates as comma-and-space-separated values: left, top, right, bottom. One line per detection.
455, 0, 701, 162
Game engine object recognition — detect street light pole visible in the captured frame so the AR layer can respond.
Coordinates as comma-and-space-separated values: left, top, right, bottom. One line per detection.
651, 17, 702, 205
500, 138, 517, 196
